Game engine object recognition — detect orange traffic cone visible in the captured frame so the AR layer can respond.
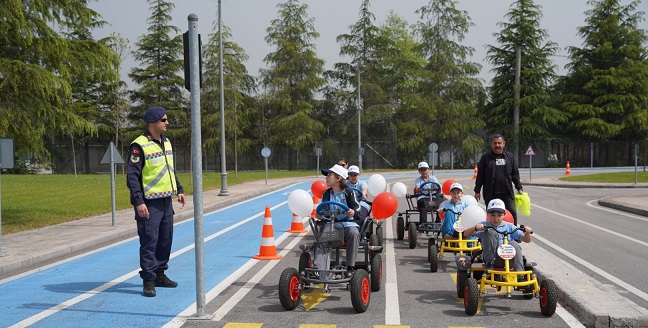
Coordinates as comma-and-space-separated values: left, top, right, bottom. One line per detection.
310, 196, 319, 218
287, 212, 307, 233
472, 164, 478, 179
565, 160, 571, 175
253, 206, 283, 260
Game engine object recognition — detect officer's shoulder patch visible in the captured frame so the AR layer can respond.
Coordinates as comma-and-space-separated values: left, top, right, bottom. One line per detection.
130, 154, 140, 163
132, 149, 140, 155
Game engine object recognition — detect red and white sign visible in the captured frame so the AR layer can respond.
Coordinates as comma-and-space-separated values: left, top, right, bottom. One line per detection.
497, 244, 516, 259
525, 145, 535, 156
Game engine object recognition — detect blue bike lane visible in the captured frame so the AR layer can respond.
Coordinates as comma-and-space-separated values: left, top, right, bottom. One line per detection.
0, 182, 310, 328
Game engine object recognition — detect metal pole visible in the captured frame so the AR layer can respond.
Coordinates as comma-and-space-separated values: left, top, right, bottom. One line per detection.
0, 167, 3, 256
635, 144, 639, 185
513, 47, 521, 163
110, 141, 116, 226
590, 142, 594, 168
188, 13, 206, 318
529, 155, 533, 181
218, 0, 229, 196
357, 65, 362, 171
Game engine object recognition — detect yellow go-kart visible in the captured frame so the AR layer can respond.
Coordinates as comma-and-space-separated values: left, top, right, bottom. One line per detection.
429, 208, 481, 273
461, 225, 557, 317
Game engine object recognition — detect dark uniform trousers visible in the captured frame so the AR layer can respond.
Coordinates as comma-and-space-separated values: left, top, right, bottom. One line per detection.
136, 197, 174, 281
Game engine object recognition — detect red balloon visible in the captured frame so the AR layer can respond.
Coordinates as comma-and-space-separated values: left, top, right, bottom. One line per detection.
442, 179, 456, 195
310, 180, 327, 199
503, 209, 514, 224
485, 209, 515, 224
372, 192, 398, 220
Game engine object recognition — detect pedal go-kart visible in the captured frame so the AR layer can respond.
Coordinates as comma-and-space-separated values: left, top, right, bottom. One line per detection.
460, 225, 557, 316
428, 208, 481, 273
278, 201, 383, 313
395, 181, 443, 249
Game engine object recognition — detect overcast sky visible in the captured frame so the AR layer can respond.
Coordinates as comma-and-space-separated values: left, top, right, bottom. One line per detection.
90, 0, 647, 88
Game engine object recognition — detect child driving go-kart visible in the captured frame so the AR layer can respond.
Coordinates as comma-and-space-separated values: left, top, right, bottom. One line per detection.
313, 164, 362, 277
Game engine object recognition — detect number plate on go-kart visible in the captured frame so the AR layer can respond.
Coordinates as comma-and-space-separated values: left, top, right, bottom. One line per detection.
497, 244, 516, 259
453, 221, 464, 232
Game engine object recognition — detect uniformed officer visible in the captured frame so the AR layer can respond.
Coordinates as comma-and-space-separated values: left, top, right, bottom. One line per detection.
127, 106, 186, 297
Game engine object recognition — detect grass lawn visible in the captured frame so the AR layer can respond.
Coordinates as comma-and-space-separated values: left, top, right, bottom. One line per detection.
0, 171, 316, 235
560, 171, 648, 183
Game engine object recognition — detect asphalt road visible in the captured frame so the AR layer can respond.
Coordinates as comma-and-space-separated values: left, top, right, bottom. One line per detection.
2, 170, 646, 328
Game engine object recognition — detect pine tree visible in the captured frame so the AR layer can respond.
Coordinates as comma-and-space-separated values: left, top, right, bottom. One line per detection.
407, 0, 485, 161
485, 0, 568, 152
202, 23, 257, 173
261, 0, 326, 167
562, 0, 648, 143
0, 0, 119, 159
129, 0, 187, 142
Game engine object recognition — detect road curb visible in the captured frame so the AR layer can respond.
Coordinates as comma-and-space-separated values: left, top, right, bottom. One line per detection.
598, 198, 648, 217
525, 242, 648, 327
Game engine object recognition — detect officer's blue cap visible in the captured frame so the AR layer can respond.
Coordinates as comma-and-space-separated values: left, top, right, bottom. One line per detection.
143, 106, 166, 123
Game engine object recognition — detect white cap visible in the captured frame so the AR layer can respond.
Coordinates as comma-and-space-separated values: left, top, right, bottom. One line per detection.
348, 165, 360, 174
487, 199, 506, 213
321, 164, 348, 179
418, 161, 429, 169
450, 182, 463, 192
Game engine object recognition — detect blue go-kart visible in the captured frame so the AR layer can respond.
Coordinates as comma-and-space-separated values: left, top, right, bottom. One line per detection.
278, 201, 383, 313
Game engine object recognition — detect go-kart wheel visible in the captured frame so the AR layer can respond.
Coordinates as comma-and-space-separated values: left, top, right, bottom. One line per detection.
464, 278, 479, 315
279, 267, 301, 310
539, 279, 557, 316
472, 269, 483, 281
298, 252, 311, 275
429, 244, 438, 272
369, 233, 379, 260
350, 269, 371, 313
408, 222, 417, 249
370, 254, 382, 292
396, 216, 404, 240
456, 270, 468, 298
375, 225, 384, 246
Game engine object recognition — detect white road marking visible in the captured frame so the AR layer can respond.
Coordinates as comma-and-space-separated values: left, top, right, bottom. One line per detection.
384, 216, 400, 325
533, 204, 648, 305
556, 303, 586, 328
585, 199, 648, 222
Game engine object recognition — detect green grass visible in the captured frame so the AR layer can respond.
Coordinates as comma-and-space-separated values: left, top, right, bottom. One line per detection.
0, 171, 316, 235
559, 171, 648, 183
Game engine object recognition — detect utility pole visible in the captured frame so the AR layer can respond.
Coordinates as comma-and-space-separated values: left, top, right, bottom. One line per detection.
357, 65, 362, 171
218, 0, 229, 196
513, 47, 521, 163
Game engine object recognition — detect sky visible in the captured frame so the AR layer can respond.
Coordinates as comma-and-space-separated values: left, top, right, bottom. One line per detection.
89, 0, 648, 88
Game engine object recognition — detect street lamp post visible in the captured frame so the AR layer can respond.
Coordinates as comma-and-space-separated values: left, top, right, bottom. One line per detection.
218, 0, 229, 196
357, 65, 362, 171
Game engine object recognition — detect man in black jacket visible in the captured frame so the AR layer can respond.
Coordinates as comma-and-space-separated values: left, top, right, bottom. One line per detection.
474, 134, 524, 225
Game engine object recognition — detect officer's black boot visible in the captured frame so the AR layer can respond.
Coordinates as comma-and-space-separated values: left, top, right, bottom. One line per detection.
143, 280, 156, 297
155, 273, 178, 288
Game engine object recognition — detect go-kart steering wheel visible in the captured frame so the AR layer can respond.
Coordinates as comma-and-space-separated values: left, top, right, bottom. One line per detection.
350, 187, 365, 199
419, 181, 441, 195
316, 201, 351, 216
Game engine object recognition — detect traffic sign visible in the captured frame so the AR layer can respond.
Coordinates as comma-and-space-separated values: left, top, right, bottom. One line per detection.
100, 143, 125, 164
525, 145, 535, 156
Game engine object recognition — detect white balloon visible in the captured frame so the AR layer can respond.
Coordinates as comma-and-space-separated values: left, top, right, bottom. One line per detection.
460, 205, 487, 228
392, 182, 407, 198
288, 189, 314, 217
462, 194, 479, 206
367, 174, 387, 196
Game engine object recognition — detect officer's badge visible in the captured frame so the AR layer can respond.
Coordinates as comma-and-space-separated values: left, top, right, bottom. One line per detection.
130, 155, 140, 163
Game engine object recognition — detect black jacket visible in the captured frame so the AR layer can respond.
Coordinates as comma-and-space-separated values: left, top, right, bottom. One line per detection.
321, 187, 362, 221
473, 150, 522, 202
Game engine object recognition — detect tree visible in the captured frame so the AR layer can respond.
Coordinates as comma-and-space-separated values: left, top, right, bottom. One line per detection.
128, 0, 187, 142
562, 0, 648, 144
485, 0, 568, 154
0, 0, 119, 159
261, 0, 326, 168
202, 23, 257, 173
408, 0, 485, 162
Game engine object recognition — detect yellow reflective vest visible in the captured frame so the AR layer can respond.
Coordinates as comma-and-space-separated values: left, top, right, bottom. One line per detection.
132, 135, 177, 199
